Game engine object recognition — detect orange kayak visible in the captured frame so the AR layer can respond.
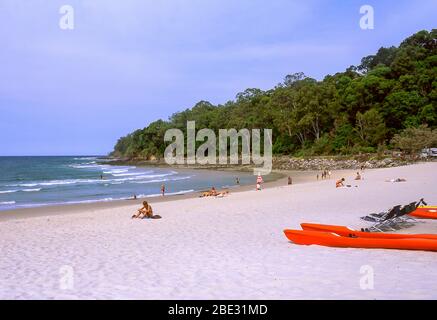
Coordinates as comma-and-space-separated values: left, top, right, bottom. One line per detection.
284, 229, 437, 251
300, 223, 437, 240
410, 207, 437, 219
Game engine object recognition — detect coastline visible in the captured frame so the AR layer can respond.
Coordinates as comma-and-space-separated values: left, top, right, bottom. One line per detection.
102, 154, 424, 171
0, 167, 350, 222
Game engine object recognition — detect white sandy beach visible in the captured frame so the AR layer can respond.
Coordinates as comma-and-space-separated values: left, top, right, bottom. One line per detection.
1, 162, 437, 300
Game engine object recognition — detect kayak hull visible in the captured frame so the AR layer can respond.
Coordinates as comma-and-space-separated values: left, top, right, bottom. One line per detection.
300, 223, 437, 240
284, 230, 437, 252
410, 207, 437, 219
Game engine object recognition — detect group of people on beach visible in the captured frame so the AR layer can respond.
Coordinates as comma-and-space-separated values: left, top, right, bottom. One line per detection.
131, 163, 409, 220
317, 170, 331, 180
131, 168, 363, 219
131, 178, 236, 220
200, 187, 230, 198
130, 172, 292, 219
335, 168, 365, 188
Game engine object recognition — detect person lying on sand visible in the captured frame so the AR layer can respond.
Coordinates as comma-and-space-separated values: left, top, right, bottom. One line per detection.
200, 187, 218, 197
215, 190, 230, 198
385, 178, 407, 183
336, 178, 345, 188
132, 201, 161, 219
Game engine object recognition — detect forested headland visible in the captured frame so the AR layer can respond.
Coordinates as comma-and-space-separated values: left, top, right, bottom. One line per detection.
111, 30, 437, 160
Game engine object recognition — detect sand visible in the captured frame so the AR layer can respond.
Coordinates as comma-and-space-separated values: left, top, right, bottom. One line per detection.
1, 162, 436, 299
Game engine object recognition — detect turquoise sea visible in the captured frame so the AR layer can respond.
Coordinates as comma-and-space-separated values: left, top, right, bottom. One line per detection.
0, 156, 254, 211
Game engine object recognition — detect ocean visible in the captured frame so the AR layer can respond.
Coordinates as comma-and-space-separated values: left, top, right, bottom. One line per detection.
0, 156, 254, 211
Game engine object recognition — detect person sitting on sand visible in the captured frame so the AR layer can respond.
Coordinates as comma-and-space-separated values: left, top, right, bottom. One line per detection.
336, 178, 345, 188
209, 187, 218, 196
355, 172, 361, 180
132, 201, 161, 219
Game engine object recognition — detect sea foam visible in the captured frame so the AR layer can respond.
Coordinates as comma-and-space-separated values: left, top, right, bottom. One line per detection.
0, 201, 16, 205
138, 189, 195, 198
0, 190, 17, 194
22, 188, 42, 192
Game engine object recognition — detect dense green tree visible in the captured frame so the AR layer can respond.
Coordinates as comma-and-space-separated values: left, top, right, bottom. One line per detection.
355, 109, 387, 146
391, 126, 437, 154
111, 29, 437, 159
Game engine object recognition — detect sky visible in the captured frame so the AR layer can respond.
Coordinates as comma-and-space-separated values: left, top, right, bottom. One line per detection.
0, 0, 436, 156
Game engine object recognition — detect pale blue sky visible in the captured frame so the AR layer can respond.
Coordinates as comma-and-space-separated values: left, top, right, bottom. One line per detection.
0, 0, 436, 155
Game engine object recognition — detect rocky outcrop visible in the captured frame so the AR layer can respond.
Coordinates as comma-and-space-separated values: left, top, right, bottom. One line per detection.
105, 155, 421, 171
273, 156, 412, 171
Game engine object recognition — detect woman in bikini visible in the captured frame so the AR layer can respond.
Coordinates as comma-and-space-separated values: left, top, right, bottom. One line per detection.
336, 178, 345, 188
132, 201, 161, 219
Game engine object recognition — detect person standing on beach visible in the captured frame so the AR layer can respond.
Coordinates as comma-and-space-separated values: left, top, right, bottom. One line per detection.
256, 174, 263, 191
288, 176, 292, 185
161, 184, 165, 196
236, 177, 240, 185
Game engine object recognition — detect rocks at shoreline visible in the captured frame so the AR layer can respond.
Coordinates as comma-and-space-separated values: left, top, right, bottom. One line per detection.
105, 156, 418, 171
273, 156, 412, 171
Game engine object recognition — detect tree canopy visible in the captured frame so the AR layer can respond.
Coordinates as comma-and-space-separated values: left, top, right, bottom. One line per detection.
112, 29, 437, 159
